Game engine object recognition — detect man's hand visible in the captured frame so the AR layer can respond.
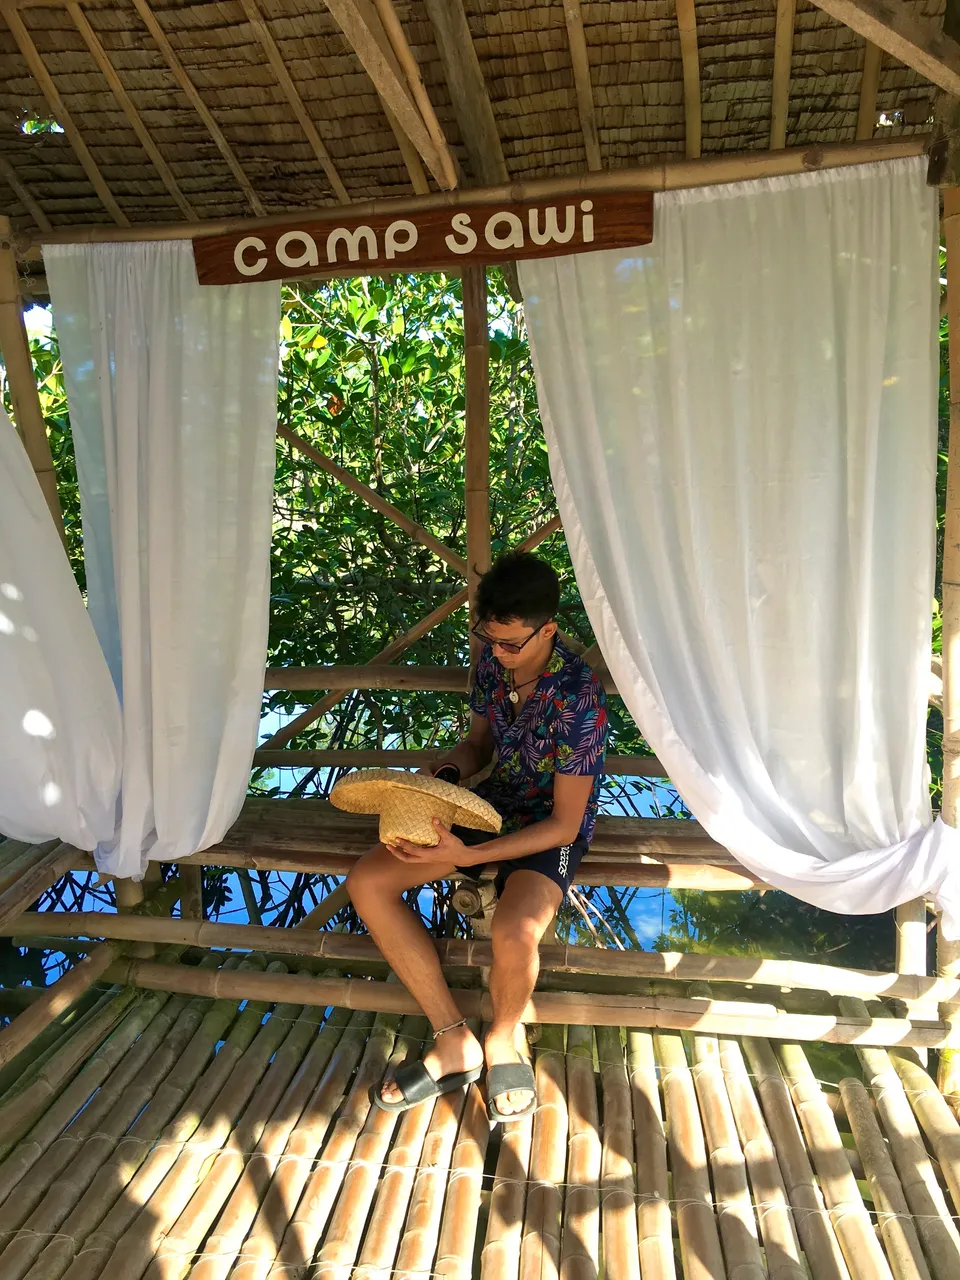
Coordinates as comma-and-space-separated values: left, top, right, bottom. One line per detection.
386, 820, 469, 864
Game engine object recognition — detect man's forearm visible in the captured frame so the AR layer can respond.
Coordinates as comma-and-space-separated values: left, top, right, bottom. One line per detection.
458, 816, 579, 864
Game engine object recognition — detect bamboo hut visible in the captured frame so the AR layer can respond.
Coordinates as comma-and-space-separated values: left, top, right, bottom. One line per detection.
0, 0, 958, 1275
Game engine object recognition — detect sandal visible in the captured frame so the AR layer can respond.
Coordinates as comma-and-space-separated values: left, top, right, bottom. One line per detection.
486, 1058, 537, 1123
373, 1017, 483, 1114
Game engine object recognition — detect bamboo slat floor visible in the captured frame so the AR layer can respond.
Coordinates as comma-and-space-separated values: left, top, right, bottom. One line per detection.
2, 955, 960, 1279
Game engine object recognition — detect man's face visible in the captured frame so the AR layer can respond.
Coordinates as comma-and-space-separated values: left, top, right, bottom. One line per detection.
476, 616, 557, 670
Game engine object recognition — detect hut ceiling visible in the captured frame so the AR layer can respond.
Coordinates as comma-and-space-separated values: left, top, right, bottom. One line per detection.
0, 0, 944, 236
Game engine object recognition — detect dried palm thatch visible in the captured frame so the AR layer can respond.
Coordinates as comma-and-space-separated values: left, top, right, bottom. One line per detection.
0, 0, 938, 238
3, 949, 960, 1277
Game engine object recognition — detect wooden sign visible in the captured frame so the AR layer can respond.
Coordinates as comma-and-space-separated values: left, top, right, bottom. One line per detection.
192, 191, 654, 285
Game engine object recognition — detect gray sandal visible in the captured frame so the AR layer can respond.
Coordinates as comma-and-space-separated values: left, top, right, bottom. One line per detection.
486, 1059, 537, 1123
373, 1017, 482, 1114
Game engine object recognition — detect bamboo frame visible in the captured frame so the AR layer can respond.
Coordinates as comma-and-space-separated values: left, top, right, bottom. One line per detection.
0, 152, 50, 232
519, 1023, 567, 1278
278, 422, 467, 574
770, 0, 796, 149
464, 263, 491, 660
563, 0, 602, 172
807, 0, 960, 97
237, 0, 349, 204
857, 42, 882, 140
5, 7, 128, 226
675, 0, 702, 161
0, 841, 74, 930
627, 1029, 674, 1280
252, 747, 667, 775
262, 662, 615, 693
597, 1025, 641, 1280
433, 1072, 491, 1278
128, 0, 265, 216
0, 217, 65, 538
560, 1024, 600, 1280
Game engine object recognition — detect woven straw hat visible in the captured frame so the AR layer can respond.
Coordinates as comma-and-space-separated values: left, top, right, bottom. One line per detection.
330, 769, 502, 848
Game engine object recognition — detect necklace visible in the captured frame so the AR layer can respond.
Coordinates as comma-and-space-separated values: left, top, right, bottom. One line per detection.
508, 670, 542, 705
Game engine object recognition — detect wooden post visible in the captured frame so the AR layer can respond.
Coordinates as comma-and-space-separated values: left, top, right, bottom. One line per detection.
0, 216, 65, 542
463, 265, 491, 664
897, 898, 931, 1064
940, 185, 960, 1098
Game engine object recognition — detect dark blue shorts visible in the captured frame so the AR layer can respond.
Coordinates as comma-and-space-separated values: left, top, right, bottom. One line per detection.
452, 825, 589, 897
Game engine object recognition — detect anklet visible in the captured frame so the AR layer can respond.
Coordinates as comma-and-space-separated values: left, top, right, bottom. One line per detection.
433, 1017, 468, 1038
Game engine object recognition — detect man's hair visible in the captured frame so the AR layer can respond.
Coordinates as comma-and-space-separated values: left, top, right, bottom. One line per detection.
476, 552, 560, 628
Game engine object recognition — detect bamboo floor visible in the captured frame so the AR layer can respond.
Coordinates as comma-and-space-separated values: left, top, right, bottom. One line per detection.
1, 954, 960, 1279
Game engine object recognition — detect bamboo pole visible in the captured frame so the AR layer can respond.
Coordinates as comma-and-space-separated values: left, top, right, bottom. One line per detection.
268, 1011, 402, 1278
627, 1029, 675, 1280
190, 1003, 356, 1280
942, 183, 960, 1101
776, 1041, 894, 1280
19, 910, 955, 1000
0, 940, 120, 1069
51, 957, 266, 1280
312, 1014, 428, 1280
434, 1074, 493, 1279
88, 957, 960, 1045
739, 1038, 850, 1280
227, 1010, 375, 1280
558, 1025, 600, 1280
179, 865, 203, 921
480, 1112, 533, 1280
0, 841, 58, 898
654, 1030, 726, 1280
689, 1021, 764, 1280
596, 1026, 642, 1280
105, 966, 303, 1280
21, 137, 925, 255
889, 1050, 960, 1218
0, 842, 75, 932
463, 264, 491, 665
0, 215, 64, 539
838, 1078, 930, 1280
353, 1034, 439, 1279
252, 747, 666, 774
839, 995, 960, 1280
0, 993, 194, 1280
295, 882, 350, 929
896, 898, 932, 1049
519, 1024, 568, 1280
717, 1038, 805, 1280
0, 983, 115, 1105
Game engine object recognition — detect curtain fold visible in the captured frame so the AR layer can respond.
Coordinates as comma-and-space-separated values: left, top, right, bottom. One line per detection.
0, 407, 121, 848
45, 241, 281, 877
519, 157, 960, 933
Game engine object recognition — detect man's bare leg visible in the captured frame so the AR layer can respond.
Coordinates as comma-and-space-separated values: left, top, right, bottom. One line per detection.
487, 870, 562, 1115
346, 844, 484, 1105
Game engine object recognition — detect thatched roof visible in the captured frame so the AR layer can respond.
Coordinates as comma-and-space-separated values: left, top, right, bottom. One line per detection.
0, 0, 941, 235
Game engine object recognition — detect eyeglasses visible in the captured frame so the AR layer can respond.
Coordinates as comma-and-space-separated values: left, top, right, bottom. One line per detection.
471, 620, 548, 656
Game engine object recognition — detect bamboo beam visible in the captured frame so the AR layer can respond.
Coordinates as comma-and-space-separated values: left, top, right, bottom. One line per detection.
807, 0, 960, 97
0, 153, 50, 232
597, 1025, 641, 1280
4, 7, 128, 226
0, 841, 73, 931
675, 0, 702, 160
238, 0, 349, 204
322, 0, 451, 189
24, 911, 960, 1002
0, 215, 65, 539
373, 0, 459, 190
278, 422, 466, 573
93, 958, 960, 1045
519, 1024, 567, 1276
560, 1024, 601, 1278
628, 1029, 675, 1280
18, 136, 925, 256
128, 0, 265, 216
262, 662, 619, 693
179, 864, 203, 920
463, 264, 491, 663
260, 513, 560, 750
857, 41, 883, 139
940, 183, 960, 1099
65, 0, 196, 220
0, 940, 119, 1069
252, 747, 667, 775
563, 0, 602, 171
770, 0, 797, 148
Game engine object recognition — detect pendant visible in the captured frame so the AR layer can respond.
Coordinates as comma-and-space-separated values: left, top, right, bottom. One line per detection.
509, 690, 519, 704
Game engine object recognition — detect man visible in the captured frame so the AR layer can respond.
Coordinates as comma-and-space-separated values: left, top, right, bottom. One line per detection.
346, 552, 608, 1121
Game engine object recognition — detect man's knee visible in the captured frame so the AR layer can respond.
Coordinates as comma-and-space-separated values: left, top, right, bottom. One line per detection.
492, 906, 546, 953
345, 850, 394, 915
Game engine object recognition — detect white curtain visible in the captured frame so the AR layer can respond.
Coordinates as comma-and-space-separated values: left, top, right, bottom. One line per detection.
0, 407, 121, 848
519, 158, 960, 934
45, 241, 281, 878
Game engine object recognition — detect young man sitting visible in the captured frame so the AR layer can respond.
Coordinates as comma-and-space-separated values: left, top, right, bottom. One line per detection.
346, 552, 608, 1122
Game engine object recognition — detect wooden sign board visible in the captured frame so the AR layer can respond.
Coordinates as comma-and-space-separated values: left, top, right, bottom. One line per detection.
192, 191, 654, 285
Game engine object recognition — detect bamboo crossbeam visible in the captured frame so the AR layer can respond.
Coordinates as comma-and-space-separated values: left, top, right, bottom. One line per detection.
88, 958, 960, 1046
560, 1024, 601, 1280
18, 910, 960, 1002
277, 423, 467, 574
807, 0, 960, 97
0, 841, 76, 931
857, 42, 882, 140
252, 747, 668, 775
262, 662, 475, 692
597, 1025, 641, 1280
769, 0, 796, 149
519, 1024, 567, 1277
563, 0, 602, 172
675, 0, 702, 160
0, 152, 50, 232
464, 263, 491, 663
18, 138, 926, 256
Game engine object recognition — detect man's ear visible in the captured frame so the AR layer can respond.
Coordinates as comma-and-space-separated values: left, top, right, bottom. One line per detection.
543, 620, 559, 640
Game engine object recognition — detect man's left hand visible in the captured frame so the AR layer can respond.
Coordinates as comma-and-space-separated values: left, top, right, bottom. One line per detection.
386, 819, 468, 864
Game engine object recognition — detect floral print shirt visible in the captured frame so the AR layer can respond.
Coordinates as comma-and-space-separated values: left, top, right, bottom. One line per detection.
469, 637, 609, 844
